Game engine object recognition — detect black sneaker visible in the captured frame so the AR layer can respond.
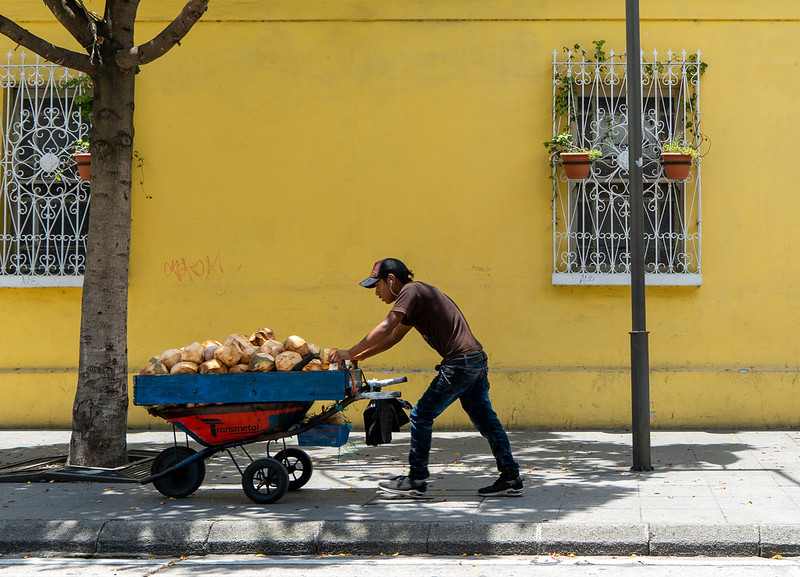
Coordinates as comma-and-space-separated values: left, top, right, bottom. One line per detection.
378, 475, 428, 497
478, 476, 524, 497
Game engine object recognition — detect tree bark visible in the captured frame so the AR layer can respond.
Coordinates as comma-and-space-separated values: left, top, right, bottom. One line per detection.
67, 64, 135, 467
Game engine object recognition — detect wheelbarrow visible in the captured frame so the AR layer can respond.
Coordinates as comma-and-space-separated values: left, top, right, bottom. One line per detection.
133, 368, 405, 504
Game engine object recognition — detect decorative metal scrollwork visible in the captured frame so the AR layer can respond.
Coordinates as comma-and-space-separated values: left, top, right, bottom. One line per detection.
550, 47, 704, 286
1, 51, 90, 286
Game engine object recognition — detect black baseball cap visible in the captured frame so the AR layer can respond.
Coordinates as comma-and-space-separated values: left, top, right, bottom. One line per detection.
359, 258, 411, 288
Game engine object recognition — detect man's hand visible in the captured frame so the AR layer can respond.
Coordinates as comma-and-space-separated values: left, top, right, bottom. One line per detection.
328, 348, 352, 363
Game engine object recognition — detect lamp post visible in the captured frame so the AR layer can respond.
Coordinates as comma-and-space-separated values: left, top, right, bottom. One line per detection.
625, 0, 653, 472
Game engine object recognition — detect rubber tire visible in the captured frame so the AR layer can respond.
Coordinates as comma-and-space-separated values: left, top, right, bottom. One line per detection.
241, 458, 290, 504
274, 448, 313, 491
151, 446, 205, 498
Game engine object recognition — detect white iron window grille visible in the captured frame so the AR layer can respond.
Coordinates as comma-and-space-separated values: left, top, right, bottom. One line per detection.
0, 51, 90, 288
550, 47, 704, 286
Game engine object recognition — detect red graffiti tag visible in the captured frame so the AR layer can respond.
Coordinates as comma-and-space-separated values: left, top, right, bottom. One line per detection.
164, 252, 224, 283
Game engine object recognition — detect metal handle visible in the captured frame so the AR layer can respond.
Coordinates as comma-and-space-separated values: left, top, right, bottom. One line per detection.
365, 376, 408, 388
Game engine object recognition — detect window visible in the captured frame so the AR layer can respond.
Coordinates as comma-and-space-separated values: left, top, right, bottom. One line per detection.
0, 52, 90, 287
550, 46, 705, 286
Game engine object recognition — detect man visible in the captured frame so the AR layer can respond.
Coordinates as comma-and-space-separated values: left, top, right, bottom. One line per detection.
329, 258, 522, 498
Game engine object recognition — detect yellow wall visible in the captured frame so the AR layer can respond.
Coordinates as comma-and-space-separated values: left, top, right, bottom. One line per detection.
3, 1, 800, 429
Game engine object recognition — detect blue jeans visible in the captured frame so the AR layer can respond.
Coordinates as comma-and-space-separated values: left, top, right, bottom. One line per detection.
408, 353, 519, 481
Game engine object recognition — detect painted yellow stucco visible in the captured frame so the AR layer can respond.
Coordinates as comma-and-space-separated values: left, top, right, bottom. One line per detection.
2, 1, 799, 429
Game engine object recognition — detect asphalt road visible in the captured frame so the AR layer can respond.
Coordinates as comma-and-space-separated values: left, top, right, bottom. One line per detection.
1, 555, 800, 576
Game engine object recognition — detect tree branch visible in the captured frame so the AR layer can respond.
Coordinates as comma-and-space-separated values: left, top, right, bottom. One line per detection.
0, 14, 92, 73
42, 0, 100, 50
114, 0, 210, 69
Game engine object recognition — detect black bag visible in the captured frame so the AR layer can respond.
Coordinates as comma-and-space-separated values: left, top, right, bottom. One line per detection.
363, 398, 411, 446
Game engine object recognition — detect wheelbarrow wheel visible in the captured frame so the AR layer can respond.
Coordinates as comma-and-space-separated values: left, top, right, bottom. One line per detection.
274, 448, 313, 491
242, 458, 289, 504
151, 446, 205, 498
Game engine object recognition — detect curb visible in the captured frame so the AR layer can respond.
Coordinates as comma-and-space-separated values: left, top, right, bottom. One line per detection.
2, 520, 799, 557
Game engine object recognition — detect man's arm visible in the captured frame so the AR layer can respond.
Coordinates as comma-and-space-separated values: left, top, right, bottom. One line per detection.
330, 310, 411, 362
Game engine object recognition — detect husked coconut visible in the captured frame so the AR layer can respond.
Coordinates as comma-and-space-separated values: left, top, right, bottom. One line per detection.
203, 345, 220, 362
159, 348, 182, 370
283, 335, 310, 357
248, 352, 275, 372
248, 328, 275, 346
201, 339, 221, 348
259, 339, 284, 357
325, 411, 347, 425
302, 358, 323, 371
275, 350, 303, 372
170, 361, 199, 375
199, 359, 228, 374
307, 342, 321, 357
140, 360, 168, 375
240, 344, 258, 365
223, 333, 251, 351
228, 364, 249, 374
320, 349, 331, 370
180, 342, 204, 364
214, 343, 243, 367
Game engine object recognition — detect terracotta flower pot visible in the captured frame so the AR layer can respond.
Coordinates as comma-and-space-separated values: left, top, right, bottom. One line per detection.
559, 152, 592, 179
661, 152, 692, 180
74, 152, 91, 181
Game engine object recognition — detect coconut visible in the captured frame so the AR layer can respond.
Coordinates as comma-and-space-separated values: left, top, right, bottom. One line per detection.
320, 348, 332, 370
302, 358, 323, 371
326, 411, 347, 425
214, 343, 243, 367
283, 335, 310, 357
239, 344, 259, 365
248, 352, 276, 372
170, 361, 199, 375
202, 345, 220, 362
199, 359, 228, 374
223, 333, 251, 351
259, 339, 284, 357
180, 342, 204, 364
158, 348, 182, 370
248, 328, 275, 346
275, 350, 303, 372
140, 360, 168, 375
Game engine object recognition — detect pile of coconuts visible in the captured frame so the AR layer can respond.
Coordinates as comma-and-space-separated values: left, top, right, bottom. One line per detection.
139, 328, 335, 376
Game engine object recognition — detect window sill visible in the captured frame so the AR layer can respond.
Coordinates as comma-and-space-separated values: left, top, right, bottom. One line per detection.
0, 276, 84, 288
552, 273, 702, 286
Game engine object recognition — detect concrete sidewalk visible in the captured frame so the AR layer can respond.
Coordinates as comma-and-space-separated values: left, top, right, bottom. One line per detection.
1, 429, 800, 557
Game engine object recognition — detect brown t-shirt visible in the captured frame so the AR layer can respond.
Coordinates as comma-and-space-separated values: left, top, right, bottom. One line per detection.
390, 281, 482, 361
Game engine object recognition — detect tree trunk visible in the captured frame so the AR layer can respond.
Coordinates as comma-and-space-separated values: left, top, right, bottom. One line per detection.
2, 0, 209, 468
67, 65, 135, 468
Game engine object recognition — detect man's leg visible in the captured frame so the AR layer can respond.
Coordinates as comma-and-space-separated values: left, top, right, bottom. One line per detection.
460, 369, 520, 480
407, 366, 472, 480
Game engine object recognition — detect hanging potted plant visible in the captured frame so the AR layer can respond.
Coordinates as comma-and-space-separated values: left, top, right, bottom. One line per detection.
661, 139, 699, 180
73, 139, 91, 181
544, 132, 602, 179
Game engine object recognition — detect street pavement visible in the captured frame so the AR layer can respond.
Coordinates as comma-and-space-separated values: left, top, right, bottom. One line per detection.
1, 429, 800, 558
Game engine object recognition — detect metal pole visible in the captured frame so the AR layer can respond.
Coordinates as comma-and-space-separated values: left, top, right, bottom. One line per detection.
625, 0, 653, 472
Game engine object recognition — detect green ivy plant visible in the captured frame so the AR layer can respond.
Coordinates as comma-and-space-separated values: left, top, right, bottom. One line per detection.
61, 75, 93, 124
553, 40, 708, 142
61, 75, 93, 158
